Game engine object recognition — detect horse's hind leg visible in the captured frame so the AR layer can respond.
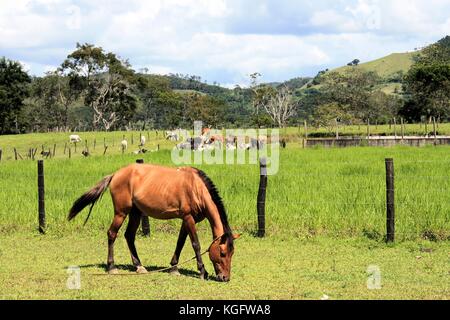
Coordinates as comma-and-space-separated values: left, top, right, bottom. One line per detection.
125, 206, 147, 274
169, 223, 188, 276
107, 212, 127, 274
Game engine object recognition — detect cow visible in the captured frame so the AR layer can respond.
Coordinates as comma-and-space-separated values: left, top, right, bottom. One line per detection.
70, 135, 81, 143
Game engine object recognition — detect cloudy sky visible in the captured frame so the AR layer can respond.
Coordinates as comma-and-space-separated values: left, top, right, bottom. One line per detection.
0, 0, 449, 87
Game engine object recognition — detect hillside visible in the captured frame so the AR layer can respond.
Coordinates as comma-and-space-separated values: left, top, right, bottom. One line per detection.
335, 51, 418, 78
300, 51, 421, 94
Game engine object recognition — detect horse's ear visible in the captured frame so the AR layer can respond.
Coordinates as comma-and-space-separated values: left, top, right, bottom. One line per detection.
232, 233, 241, 240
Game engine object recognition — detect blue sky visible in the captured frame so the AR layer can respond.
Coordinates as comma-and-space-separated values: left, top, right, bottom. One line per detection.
0, 0, 449, 87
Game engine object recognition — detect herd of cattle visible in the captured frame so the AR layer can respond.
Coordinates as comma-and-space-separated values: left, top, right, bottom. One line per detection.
167, 128, 267, 151
67, 128, 267, 157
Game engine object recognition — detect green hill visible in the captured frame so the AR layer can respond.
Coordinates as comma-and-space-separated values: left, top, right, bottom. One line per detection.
301, 51, 421, 94
335, 51, 419, 78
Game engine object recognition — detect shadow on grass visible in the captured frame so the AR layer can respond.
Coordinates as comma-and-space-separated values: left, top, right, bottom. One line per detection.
76, 263, 201, 279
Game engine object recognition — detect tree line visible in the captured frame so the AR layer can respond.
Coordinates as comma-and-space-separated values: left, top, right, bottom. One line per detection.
0, 36, 449, 134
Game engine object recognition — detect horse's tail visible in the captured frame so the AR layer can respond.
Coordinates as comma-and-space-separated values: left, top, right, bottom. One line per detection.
68, 174, 114, 224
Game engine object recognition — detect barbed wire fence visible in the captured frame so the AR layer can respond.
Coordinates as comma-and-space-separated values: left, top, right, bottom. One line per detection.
22, 155, 449, 242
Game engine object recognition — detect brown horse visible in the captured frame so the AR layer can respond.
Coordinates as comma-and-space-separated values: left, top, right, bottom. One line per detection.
68, 164, 239, 282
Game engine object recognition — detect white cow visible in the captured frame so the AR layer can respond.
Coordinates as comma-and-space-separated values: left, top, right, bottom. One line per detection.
69, 135, 81, 143
121, 139, 128, 151
165, 131, 179, 141
139, 135, 146, 146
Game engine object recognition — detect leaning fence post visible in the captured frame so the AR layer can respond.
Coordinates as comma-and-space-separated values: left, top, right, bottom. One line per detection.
385, 158, 395, 243
257, 157, 267, 237
38, 160, 46, 234
136, 159, 150, 236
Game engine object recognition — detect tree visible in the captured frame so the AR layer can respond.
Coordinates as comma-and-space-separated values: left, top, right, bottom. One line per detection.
135, 75, 172, 129
403, 36, 450, 120
184, 93, 226, 128
319, 69, 380, 121
27, 71, 80, 131
347, 59, 360, 66
61, 43, 137, 130
262, 85, 297, 128
0, 57, 31, 134
314, 102, 354, 130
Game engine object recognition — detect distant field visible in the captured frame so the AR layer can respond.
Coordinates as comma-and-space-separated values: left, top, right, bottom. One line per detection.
0, 123, 449, 162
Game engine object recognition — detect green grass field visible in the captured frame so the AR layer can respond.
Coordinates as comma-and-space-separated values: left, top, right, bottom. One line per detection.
0, 131, 449, 299
0, 233, 448, 299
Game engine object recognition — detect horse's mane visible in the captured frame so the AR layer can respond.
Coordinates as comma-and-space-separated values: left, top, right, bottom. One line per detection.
195, 169, 233, 248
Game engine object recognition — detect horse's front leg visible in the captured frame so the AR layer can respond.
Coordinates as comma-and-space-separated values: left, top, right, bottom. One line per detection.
169, 223, 188, 276
184, 215, 208, 280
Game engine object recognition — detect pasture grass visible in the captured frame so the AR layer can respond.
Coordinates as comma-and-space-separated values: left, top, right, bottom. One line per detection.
0, 132, 449, 300
0, 141, 449, 241
0, 231, 448, 300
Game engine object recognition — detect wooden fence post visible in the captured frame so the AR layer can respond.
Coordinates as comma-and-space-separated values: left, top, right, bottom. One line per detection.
303, 120, 308, 149
385, 158, 395, 243
433, 116, 437, 144
335, 118, 339, 140
136, 159, 150, 236
53, 144, 56, 157
366, 119, 370, 139
14, 148, 18, 160
38, 160, 46, 234
393, 117, 397, 139
0, 148, 2, 162
257, 157, 267, 237
401, 118, 404, 140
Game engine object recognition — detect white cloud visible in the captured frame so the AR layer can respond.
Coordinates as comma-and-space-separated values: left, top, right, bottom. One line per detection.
0, 0, 449, 84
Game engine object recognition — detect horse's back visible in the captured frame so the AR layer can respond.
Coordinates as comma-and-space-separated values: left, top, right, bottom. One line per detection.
110, 164, 205, 219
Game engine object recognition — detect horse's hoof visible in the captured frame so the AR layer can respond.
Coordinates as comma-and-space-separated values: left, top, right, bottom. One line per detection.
200, 271, 209, 280
136, 266, 148, 274
169, 268, 181, 276
108, 268, 119, 275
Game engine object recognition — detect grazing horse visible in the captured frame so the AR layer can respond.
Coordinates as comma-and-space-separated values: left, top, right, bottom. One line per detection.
68, 164, 239, 282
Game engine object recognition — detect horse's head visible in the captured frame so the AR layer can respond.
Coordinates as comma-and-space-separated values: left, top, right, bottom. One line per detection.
209, 233, 240, 282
